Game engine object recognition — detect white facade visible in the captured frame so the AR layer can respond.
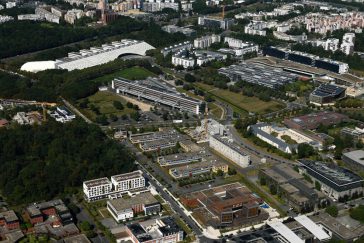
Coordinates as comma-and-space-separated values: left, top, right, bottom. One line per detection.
83, 178, 112, 201
107, 203, 134, 221
5, 2, 16, 8
209, 135, 250, 168
172, 55, 195, 68
194, 34, 221, 48
111, 170, 145, 193
55, 39, 155, 71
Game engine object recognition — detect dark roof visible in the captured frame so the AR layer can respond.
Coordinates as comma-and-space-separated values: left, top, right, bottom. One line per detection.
159, 217, 183, 236
299, 160, 364, 191
311, 84, 346, 98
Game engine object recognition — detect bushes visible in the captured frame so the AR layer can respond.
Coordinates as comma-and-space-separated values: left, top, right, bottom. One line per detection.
325, 205, 338, 217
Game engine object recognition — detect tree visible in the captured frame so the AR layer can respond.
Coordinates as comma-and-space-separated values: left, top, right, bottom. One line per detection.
80, 221, 93, 231
297, 143, 315, 158
315, 181, 321, 191
109, 114, 118, 122
227, 167, 237, 175
216, 169, 224, 177
126, 102, 134, 109
270, 184, 277, 195
325, 205, 338, 217
184, 73, 196, 83
113, 101, 124, 110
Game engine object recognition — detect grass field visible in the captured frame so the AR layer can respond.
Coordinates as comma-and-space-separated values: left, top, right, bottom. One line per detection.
90, 66, 155, 85
78, 91, 135, 120
176, 87, 224, 120
195, 83, 285, 115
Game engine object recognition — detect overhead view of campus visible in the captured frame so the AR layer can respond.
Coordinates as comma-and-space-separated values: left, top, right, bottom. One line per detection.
2, 0, 364, 242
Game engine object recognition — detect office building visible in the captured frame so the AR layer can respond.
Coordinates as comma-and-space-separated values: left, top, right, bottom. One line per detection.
157, 151, 210, 166
195, 50, 227, 66
139, 138, 182, 152
162, 25, 196, 37
259, 164, 326, 212
54, 39, 155, 71
263, 46, 349, 74
309, 83, 346, 106
341, 127, 364, 142
180, 183, 267, 227
194, 34, 221, 48
111, 170, 145, 193
35, 6, 60, 23
112, 77, 204, 114
83, 177, 112, 201
299, 160, 364, 201
219, 62, 297, 89
341, 33, 355, 55
342, 150, 364, 171
209, 135, 250, 168
129, 128, 178, 144
126, 217, 184, 243
169, 159, 228, 179
107, 192, 160, 222
198, 16, 234, 30
284, 111, 349, 130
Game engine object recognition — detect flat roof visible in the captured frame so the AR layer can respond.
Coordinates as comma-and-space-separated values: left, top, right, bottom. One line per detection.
111, 170, 143, 182
268, 221, 305, 243
108, 192, 158, 211
343, 150, 364, 166
295, 215, 330, 241
84, 177, 111, 188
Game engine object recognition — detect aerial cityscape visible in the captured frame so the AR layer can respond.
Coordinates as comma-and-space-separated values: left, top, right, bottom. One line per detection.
1, 0, 364, 242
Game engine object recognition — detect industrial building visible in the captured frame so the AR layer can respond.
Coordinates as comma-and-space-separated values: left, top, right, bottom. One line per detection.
298, 160, 364, 201
54, 39, 155, 71
219, 62, 297, 89
342, 150, 364, 172
198, 16, 234, 30
107, 192, 160, 222
112, 77, 204, 114
284, 112, 349, 130
263, 46, 349, 74
309, 83, 346, 106
169, 159, 228, 179
126, 217, 184, 243
259, 164, 326, 212
209, 135, 250, 168
157, 150, 210, 166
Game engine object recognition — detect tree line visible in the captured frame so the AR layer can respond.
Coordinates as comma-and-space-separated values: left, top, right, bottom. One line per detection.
0, 119, 136, 204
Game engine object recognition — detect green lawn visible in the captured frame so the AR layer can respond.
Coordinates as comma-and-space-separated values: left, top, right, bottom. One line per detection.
90, 66, 155, 85
77, 91, 135, 120
195, 83, 285, 115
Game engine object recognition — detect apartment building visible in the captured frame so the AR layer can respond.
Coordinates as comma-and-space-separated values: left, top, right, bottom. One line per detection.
0, 210, 20, 230
193, 34, 221, 48
111, 170, 145, 193
83, 177, 112, 201
209, 135, 250, 168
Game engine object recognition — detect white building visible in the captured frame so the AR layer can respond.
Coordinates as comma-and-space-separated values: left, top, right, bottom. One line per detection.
244, 21, 267, 36
172, 51, 195, 68
5, 2, 16, 8
111, 170, 145, 193
18, 14, 44, 21
64, 9, 85, 24
55, 39, 155, 71
193, 34, 221, 48
50, 106, 76, 123
0, 15, 14, 23
83, 177, 112, 201
209, 135, 250, 168
340, 33, 355, 55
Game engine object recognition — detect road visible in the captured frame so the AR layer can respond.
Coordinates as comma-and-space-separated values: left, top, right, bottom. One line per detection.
61, 97, 93, 124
